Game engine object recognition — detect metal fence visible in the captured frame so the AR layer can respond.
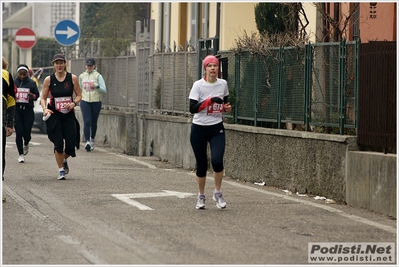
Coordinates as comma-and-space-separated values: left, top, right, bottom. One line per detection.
358, 41, 396, 151
70, 39, 359, 135
217, 40, 358, 134
151, 52, 197, 115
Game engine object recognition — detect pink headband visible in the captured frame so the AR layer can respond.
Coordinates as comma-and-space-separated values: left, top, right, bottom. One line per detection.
203, 55, 219, 69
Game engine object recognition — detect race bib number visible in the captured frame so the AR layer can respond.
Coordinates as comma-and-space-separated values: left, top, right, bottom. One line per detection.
54, 97, 72, 114
82, 79, 95, 91
16, 88, 30, 103
206, 103, 223, 117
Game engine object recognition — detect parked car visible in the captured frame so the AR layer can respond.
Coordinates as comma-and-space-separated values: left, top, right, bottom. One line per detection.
31, 67, 50, 134
33, 97, 47, 134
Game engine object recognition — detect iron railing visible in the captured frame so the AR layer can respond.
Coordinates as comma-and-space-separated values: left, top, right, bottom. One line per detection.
70, 39, 360, 135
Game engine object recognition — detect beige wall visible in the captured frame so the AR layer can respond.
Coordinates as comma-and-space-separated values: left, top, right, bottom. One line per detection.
185, 3, 192, 46
170, 3, 179, 44
150, 3, 161, 49
302, 2, 317, 43
208, 3, 218, 39
219, 3, 258, 50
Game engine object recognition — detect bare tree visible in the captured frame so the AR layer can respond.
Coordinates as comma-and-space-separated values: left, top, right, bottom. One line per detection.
314, 3, 360, 42
282, 3, 309, 40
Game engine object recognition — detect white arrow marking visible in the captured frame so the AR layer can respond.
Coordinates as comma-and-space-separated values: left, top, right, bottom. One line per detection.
15, 35, 35, 41
6, 141, 41, 146
55, 26, 78, 39
112, 190, 195, 210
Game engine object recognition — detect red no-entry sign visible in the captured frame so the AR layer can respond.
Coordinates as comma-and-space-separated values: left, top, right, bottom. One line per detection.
15, 27, 36, 50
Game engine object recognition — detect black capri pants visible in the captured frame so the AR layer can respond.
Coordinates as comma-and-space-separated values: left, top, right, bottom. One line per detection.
48, 111, 77, 157
190, 122, 225, 178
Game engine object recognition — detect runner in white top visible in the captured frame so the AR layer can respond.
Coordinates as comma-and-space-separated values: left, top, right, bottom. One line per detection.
188, 55, 232, 210
189, 77, 229, 126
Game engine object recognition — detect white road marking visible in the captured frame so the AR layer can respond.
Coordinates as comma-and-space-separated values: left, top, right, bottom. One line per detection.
99, 148, 396, 234
112, 190, 195, 210
6, 141, 42, 147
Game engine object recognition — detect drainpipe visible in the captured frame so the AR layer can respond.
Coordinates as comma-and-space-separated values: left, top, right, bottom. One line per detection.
201, 3, 207, 38
164, 3, 170, 50
158, 3, 163, 51
216, 2, 220, 38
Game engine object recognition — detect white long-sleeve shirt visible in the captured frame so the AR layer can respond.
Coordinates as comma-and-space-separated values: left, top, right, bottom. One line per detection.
189, 78, 229, 126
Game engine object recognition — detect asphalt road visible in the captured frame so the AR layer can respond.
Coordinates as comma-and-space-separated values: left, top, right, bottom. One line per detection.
2, 128, 397, 265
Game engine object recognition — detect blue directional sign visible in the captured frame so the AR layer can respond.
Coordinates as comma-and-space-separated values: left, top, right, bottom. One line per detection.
54, 19, 80, 46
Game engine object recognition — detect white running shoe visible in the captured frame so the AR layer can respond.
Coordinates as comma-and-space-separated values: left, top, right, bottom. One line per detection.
213, 191, 226, 209
85, 141, 91, 152
18, 155, 25, 163
196, 194, 206, 210
90, 141, 95, 151
58, 170, 66, 180
89, 138, 95, 151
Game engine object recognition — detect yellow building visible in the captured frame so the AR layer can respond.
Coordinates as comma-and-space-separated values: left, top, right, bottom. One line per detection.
150, 3, 319, 52
150, 3, 257, 51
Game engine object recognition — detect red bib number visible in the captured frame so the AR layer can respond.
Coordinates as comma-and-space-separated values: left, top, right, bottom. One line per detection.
206, 103, 223, 116
54, 97, 72, 114
16, 88, 30, 103
82, 79, 94, 91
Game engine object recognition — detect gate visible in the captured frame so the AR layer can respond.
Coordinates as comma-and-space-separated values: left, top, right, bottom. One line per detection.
135, 20, 154, 113
357, 41, 396, 152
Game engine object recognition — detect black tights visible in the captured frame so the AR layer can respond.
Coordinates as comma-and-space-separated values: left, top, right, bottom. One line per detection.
190, 122, 225, 178
14, 106, 34, 155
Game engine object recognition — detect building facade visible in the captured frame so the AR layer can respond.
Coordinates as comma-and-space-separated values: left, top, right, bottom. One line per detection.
150, 3, 260, 52
316, 2, 396, 42
150, 2, 396, 53
357, 2, 396, 41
